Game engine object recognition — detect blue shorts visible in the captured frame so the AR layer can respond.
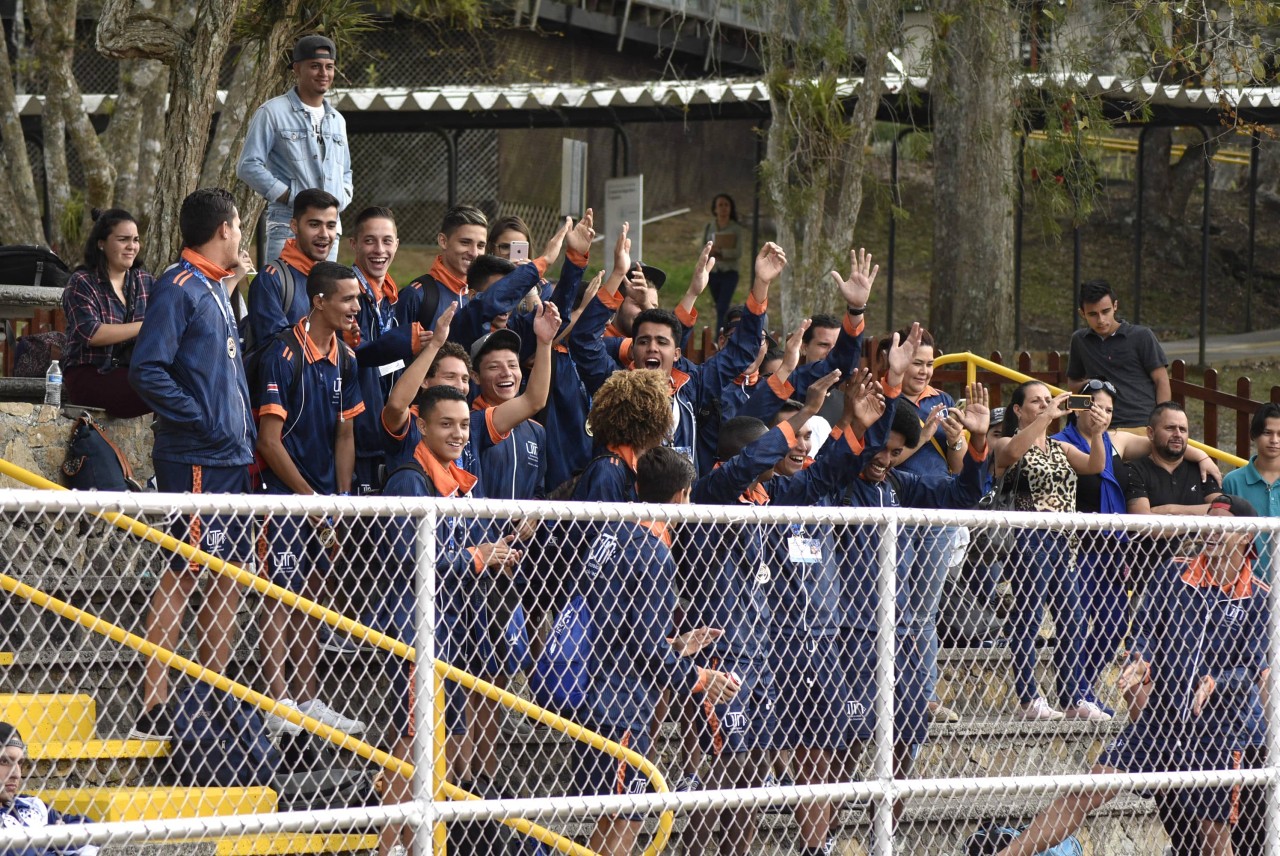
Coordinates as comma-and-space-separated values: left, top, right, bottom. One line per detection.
352, 456, 383, 497
389, 659, 466, 739
1100, 726, 1243, 824
694, 660, 776, 756
573, 721, 653, 803
842, 629, 929, 747
153, 461, 253, 574
363, 586, 467, 738
771, 635, 848, 750
257, 514, 331, 592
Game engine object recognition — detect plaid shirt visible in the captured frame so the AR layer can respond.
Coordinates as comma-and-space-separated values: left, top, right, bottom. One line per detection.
62, 267, 153, 369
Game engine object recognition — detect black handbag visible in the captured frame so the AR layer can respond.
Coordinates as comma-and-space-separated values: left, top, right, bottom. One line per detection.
971, 459, 1022, 561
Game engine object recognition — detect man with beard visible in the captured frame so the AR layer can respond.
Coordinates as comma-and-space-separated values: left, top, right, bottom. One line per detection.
1126, 402, 1223, 570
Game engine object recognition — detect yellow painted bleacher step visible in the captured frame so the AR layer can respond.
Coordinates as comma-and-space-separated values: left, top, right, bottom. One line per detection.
30, 738, 168, 760
0, 693, 96, 742
37, 786, 276, 822
39, 788, 375, 855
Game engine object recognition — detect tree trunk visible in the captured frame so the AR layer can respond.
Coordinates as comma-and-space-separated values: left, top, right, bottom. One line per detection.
929, 0, 1017, 353
30, 0, 116, 263
0, 11, 45, 245
762, 0, 896, 332
99, 0, 243, 265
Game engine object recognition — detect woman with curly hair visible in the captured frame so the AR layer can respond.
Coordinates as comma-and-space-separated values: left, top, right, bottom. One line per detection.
572, 368, 676, 503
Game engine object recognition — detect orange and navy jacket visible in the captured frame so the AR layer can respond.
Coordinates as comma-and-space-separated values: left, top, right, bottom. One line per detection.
248, 239, 315, 346
253, 319, 365, 495
130, 249, 255, 466
575, 518, 702, 734
1128, 554, 1270, 742
686, 419, 869, 666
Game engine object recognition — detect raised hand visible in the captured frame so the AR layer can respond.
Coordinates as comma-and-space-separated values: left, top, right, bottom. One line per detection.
954, 382, 991, 437
612, 222, 631, 278
845, 368, 886, 431
828, 247, 878, 310
688, 241, 715, 299
566, 208, 595, 256
433, 301, 457, 343
779, 319, 811, 379
802, 368, 842, 415
541, 216, 571, 264
885, 322, 922, 387
753, 242, 787, 283
532, 301, 563, 344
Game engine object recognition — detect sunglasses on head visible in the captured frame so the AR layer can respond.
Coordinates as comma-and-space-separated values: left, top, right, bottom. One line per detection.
1081, 379, 1117, 396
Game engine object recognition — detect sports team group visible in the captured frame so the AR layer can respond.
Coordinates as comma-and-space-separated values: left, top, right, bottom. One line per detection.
18, 33, 1273, 856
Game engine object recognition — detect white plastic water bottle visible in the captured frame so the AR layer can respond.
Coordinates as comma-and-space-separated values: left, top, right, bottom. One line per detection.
44, 359, 61, 407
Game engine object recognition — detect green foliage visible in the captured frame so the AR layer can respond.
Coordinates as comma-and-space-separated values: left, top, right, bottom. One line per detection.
59, 192, 86, 260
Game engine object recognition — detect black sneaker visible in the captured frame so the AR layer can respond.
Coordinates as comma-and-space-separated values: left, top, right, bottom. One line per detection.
128, 705, 172, 741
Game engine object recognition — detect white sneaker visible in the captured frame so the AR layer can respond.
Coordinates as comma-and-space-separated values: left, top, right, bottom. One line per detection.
265, 699, 303, 736
1019, 697, 1065, 722
298, 698, 366, 734
1063, 699, 1113, 723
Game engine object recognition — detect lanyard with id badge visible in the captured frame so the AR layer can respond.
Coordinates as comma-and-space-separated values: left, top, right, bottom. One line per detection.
787, 523, 823, 565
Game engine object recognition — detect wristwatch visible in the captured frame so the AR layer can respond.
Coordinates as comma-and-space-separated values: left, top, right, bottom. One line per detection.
952, 439, 964, 451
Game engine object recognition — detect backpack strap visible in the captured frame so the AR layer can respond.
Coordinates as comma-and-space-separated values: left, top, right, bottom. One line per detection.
276, 257, 295, 316
385, 460, 428, 490
416, 277, 442, 330
79, 411, 138, 485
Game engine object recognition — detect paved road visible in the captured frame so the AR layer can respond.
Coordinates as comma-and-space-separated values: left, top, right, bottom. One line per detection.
1161, 328, 1280, 365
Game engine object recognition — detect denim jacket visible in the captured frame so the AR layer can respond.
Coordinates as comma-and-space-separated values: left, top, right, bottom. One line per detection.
237, 88, 352, 230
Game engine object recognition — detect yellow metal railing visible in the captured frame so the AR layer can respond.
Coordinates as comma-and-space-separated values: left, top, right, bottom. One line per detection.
1027, 129, 1253, 167
934, 351, 1247, 468
0, 458, 675, 856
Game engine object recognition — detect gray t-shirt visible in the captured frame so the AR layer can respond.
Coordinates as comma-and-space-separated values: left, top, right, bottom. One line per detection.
1067, 320, 1168, 428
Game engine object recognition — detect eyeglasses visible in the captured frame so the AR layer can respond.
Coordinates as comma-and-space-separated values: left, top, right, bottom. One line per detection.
1081, 379, 1117, 396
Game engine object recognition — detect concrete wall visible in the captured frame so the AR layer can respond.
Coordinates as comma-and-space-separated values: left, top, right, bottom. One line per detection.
0, 404, 154, 488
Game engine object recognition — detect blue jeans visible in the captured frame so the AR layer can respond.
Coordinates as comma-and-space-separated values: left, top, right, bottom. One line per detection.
707, 269, 739, 333
908, 525, 957, 704
1076, 544, 1129, 699
1006, 529, 1086, 706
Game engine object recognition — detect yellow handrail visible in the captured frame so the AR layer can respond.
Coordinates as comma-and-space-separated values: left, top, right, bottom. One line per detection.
932, 351, 1247, 468
1026, 129, 1253, 166
0, 459, 675, 856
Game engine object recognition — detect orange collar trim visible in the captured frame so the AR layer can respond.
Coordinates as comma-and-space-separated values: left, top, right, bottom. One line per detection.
413, 443, 477, 497
292, 319, 340, 366
180, 248, 233, 282
279, 239, 318, 276
429, 255, 467, 296
1180, 554, 1255, 598
638, 519, 672, 547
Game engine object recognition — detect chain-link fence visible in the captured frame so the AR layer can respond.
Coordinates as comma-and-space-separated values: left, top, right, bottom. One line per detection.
0, 489, 1277, 856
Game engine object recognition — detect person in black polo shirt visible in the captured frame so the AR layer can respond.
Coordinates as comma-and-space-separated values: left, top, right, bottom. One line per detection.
1126, 401, 1223, 573
1067, 279, 1170, 429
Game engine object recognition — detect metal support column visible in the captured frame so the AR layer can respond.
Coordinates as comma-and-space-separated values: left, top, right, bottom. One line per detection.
1133, 126, 1151, 324
1246, 132, 1261, 332
1196, 126, 1211, 368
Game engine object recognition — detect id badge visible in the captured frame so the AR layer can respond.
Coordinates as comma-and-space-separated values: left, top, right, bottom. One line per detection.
788, 536, 822, 564
379, 359, 406, 377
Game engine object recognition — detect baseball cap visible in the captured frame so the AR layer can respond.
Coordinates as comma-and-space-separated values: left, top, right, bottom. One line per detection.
1209, 494, 1257, 518
470, 328, 522, 365
721, 305, 778, 349
0, 723, 24, 751
293, 35, 337, 64
629, 261, 667, 291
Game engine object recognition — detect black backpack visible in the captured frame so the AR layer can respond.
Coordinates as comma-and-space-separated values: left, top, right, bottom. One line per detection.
0, 245, 70, 289
61, 412, 142, 491
169, 683, 280, 787
233, 257, 290, 356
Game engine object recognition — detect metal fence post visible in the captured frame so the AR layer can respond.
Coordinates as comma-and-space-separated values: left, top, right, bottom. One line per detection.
874, 517, 898, 856
415, 510, 441, 853
1267, 528, 1280, 856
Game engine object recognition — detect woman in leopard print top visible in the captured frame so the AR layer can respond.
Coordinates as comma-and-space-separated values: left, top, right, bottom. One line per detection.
991, 381, 1107, 723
